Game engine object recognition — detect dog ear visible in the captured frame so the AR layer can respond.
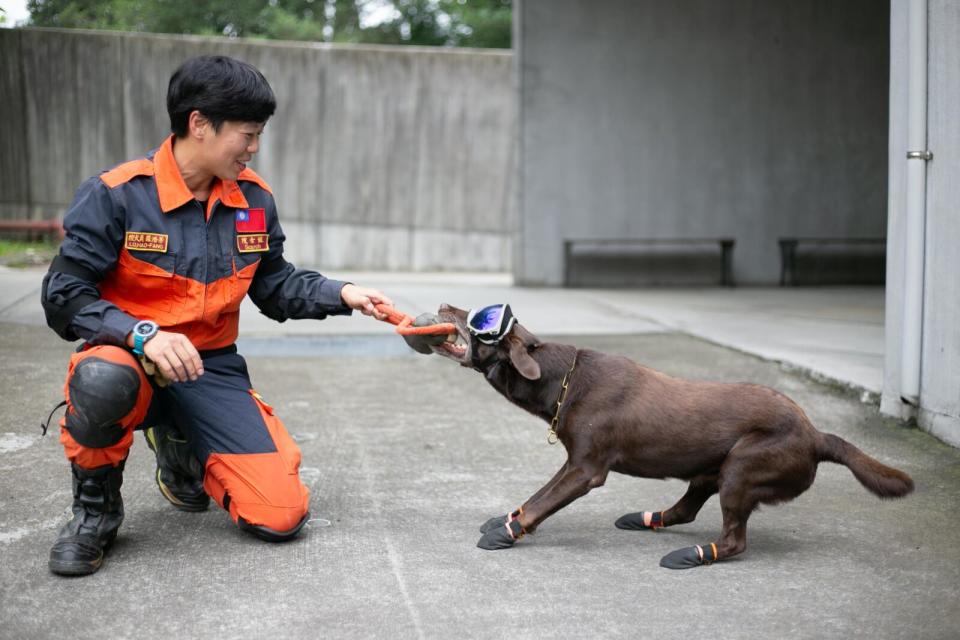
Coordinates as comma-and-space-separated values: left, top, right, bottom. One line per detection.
507, 333, 541, 380
512, 323, 541, 349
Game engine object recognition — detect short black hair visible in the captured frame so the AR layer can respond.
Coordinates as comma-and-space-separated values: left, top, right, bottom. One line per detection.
167, 55, 276, 137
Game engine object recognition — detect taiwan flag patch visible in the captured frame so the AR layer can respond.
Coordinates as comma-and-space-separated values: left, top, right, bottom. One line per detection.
235, 208, 266, 233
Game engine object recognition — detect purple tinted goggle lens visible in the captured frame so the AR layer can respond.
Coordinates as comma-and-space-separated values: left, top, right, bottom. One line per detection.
467, 304, 516, 344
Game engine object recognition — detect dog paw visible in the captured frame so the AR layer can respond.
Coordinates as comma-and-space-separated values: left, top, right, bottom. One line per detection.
479, 514, 507, 534
477, 520, 523, 550
659, 544, 717, 569
615, 511, 662, 530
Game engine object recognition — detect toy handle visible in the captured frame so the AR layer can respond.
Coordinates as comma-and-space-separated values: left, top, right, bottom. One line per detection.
374, 303, 457, 336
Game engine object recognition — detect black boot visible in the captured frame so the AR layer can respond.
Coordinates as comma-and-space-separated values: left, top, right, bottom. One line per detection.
144, 423, 209, 512
49, 462, 125, 576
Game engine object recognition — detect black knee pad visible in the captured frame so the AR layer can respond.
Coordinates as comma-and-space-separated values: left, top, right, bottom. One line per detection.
65, 357, 141, 448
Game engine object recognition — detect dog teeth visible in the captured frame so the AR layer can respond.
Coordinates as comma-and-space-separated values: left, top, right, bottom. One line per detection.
445, 343, 466, 356
437, 335, 468, 358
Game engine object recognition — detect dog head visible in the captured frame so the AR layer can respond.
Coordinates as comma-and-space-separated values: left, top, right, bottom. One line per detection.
431, 303, 542, 380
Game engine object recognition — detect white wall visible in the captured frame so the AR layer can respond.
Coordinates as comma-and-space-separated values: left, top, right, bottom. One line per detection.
882, 0, 960, 446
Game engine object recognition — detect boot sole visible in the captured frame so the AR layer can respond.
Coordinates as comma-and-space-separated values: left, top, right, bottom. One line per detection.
238, 512, 310, 543
48, 533, 113, 576
49, 555, 103, 576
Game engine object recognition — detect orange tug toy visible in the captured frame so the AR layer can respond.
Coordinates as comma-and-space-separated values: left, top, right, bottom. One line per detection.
373, 303, 457, 354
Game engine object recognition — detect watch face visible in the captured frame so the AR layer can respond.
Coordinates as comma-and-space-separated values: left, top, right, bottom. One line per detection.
136, 323, 156, 336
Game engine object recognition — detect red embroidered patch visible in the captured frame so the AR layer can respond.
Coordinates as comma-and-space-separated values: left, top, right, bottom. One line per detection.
235, 208, 266, 233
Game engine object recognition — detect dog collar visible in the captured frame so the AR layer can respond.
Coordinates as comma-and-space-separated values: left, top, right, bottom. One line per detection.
547, 351, 578, 445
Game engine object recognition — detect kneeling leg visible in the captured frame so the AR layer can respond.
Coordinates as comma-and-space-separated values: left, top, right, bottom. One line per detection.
165, 353, 310, 542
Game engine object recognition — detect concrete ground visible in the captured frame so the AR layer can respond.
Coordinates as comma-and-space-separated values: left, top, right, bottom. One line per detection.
1, 267, 957, 639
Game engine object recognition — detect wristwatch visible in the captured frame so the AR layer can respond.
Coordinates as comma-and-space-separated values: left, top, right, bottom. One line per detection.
131, 320, 159, 356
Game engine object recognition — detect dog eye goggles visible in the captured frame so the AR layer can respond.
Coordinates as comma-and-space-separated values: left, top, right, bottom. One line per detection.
466, 303, 517, 345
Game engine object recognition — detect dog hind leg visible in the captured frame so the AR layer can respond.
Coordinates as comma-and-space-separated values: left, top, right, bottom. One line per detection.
659, 432, 810, 569
615, 474, 718, 531
659, 482, 754, 569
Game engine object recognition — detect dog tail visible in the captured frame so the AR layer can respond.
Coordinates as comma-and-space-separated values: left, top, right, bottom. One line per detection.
817, 433, 914, 498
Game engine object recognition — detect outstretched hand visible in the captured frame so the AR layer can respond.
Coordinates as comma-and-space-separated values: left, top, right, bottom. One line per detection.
340, 284, 393, 321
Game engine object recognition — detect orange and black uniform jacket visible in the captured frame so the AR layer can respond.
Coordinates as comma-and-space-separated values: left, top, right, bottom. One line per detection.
42, 136, 351, 348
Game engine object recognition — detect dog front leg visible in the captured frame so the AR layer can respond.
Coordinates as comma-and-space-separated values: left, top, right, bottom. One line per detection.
477, 464, 607, 551
479, 461, 570, 534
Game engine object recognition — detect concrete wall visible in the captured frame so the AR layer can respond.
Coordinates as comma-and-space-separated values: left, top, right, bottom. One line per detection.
516, 0, 889, 286
882, 0, 960, 446
0, 28, 515, 271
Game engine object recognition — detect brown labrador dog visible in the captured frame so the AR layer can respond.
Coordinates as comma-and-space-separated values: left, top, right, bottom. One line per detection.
424, 304, 914, 569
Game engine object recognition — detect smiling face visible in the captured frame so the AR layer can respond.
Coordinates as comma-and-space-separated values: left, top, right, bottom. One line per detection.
201, 119, 264, 182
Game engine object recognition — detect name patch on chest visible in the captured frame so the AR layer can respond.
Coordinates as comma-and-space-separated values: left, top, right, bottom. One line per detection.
237, 234, 270, 253
125, 231, 169, 252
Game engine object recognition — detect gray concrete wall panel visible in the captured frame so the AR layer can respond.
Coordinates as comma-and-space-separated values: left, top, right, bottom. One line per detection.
120, 35, 224, 159
517, 0, 889, 285
280, 220, 512, 272
318, 47, 421, 227
0, 30, 30, 215
20, 30, 127, 216
3, 29, 514, 271
410, 51, 516, 234
410, 229, 512, 271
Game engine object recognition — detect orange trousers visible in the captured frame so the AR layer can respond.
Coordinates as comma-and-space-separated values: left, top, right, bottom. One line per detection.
60, 345, 309, 534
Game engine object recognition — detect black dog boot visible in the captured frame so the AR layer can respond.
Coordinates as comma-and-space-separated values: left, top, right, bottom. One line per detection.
479, 506, 523, 534
145, 423, 209, 512
615, 510, 664, 530
660, 543, 719, 569
477, 518, 525, 550
49, 462, 125, 576
479, 514, 508, 534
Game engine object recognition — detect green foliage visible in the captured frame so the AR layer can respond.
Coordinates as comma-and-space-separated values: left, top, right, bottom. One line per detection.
0, 239, 58, 267
443, 0, 512, 49
25, 0, 511, 48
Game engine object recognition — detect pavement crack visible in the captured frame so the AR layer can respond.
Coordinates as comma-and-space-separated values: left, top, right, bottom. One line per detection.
356, 446, 426, 640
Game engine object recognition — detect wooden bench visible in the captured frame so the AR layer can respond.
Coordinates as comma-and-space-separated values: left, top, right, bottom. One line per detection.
563, 238, 735, 287
778, 237, 886, 286
0, 220, 64, 242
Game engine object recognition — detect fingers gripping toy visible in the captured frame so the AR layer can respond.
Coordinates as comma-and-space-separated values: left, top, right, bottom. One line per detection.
373, 303, 456, 354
